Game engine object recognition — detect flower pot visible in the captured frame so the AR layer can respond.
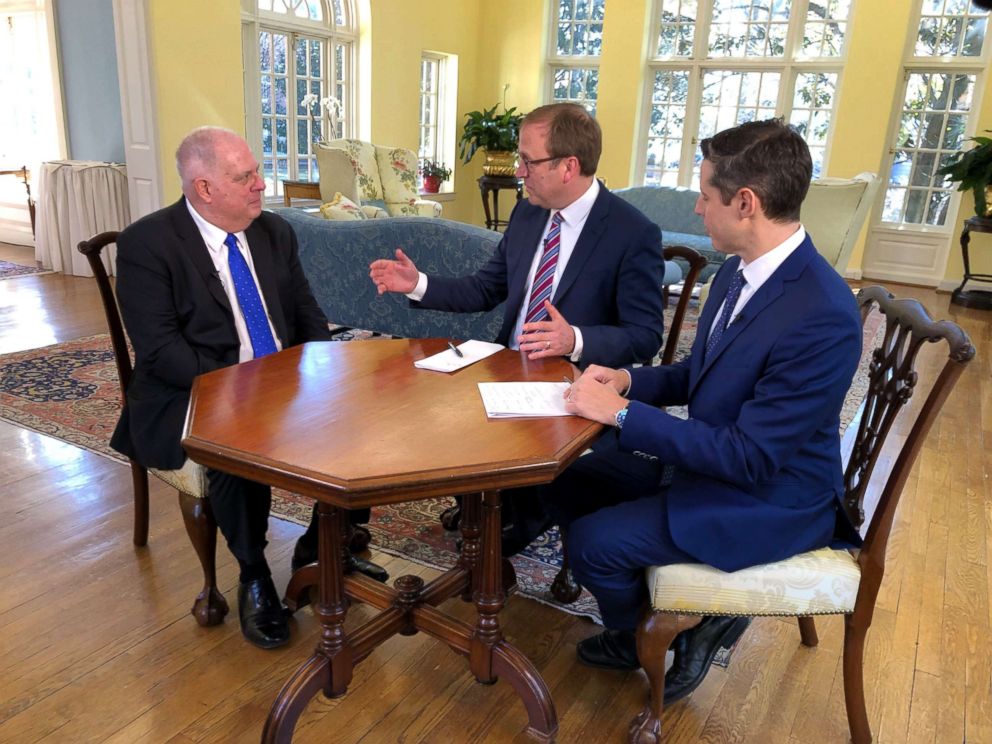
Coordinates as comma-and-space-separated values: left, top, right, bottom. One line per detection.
482, 149, 518, 176
985, 184, 992, 217
423, 175, 441, 193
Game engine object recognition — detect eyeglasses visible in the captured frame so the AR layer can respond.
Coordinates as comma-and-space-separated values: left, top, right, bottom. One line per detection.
518, 155, 562, 172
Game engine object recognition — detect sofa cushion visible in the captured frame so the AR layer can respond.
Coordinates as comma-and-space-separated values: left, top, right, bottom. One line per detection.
278, 209, 504, 341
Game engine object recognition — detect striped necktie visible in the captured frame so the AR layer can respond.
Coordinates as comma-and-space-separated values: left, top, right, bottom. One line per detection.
524, 211, 564, 324
224, 233, 277, 358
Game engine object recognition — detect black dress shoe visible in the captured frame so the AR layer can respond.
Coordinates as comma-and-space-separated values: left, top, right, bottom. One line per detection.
292, 536, 317, 574
664, 616, 750, 703
345, 553, 389, 582
238, 577, 290, 649
576, 629, 640, 671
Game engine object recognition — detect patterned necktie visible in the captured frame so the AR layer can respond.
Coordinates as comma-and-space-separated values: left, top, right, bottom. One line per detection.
524, 211, 564, 324
224, 233, 277, 358
704, 269, 746, 360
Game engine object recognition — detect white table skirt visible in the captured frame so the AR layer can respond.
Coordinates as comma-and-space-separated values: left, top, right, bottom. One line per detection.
35, 160, 130, 276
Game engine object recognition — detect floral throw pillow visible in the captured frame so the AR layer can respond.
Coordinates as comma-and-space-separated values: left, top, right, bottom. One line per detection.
318, 192, 368, 221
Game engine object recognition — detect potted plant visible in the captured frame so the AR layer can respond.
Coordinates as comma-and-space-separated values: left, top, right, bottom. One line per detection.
419, 160, 452, 193
458, 104, 524, 176
937, 129, 992, 218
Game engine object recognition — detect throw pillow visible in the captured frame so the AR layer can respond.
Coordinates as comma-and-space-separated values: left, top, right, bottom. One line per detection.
318, 192, 368, 221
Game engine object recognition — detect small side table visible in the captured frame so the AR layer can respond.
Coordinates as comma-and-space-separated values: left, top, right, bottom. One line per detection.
951, 215, 992, 310
478, 175, 523, 231
282, 179, 321, 207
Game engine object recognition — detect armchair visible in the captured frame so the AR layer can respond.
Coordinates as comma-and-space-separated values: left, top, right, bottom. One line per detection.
802, 172, 879, 275
314, 139, 442, 218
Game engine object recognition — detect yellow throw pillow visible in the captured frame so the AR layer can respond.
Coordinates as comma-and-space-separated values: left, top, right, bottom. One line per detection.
318, 193, 368, 221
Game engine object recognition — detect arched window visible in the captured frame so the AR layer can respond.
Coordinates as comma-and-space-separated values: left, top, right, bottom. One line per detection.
242, 0, 358, 201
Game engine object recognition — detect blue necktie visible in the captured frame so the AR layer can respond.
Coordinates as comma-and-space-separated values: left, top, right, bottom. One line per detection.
704, 269, 746, 360
224, 233, 277, 358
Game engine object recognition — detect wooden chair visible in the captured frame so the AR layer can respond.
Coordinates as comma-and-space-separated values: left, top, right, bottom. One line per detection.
77, 232, 229, 627
548, 244, 707, 602
628, 285, 975, 744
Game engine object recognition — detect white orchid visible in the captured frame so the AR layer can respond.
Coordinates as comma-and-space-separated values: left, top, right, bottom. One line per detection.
300, 92, 319, 110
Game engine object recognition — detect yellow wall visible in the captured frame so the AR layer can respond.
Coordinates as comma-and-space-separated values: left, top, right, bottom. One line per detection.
147, 0, 246, 200
145, 1, 990, 284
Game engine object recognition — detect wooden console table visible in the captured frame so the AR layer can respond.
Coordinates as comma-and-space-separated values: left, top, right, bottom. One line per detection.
951, 215, 992, 310
182, 339, 603, 742
478, 175, 524, 231
0, 166, 35, 236
282, 179, 321, 207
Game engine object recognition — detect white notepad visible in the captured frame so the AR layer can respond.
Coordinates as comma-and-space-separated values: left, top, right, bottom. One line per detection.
477, 382, 573, 418
414, 340, 504, 372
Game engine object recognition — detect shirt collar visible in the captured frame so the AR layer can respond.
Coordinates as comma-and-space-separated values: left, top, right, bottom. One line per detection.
739, 226, 806, 291
555, 178, 599, 227
185, 199, 244, 256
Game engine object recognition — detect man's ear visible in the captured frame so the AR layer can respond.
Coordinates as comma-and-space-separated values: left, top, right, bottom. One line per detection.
560, 155, 581, 184
193, 177, 212, 203
737, 187, 759, 218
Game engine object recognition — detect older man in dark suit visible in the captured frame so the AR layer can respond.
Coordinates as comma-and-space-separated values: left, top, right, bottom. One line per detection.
110, 126, 383, 650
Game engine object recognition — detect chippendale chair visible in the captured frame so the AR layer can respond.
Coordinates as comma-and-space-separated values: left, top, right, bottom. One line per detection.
627, 285, 975, 744
77, 232, 228, 628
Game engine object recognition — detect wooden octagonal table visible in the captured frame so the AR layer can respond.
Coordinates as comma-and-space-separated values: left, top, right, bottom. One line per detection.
182, 338, 603, 743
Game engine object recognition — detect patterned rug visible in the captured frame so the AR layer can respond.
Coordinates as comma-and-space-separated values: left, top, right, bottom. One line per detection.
0, 259, 52, 280
0, 305, 881, 627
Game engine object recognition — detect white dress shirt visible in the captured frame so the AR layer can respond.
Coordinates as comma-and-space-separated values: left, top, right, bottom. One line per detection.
186, 201, 283, 363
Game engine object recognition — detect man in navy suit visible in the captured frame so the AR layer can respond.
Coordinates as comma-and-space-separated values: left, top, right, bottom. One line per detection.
369, 102, 666, 369
549, 119, 862, 701
112, 127, 384, 650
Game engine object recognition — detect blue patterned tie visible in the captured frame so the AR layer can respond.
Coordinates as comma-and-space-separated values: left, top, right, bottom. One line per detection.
224, 233, 277, 358
704, 269, 746, 360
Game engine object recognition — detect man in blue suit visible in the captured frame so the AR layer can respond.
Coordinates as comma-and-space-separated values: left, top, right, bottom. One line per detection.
369, 102, 666, 370
550, 119, 863, 702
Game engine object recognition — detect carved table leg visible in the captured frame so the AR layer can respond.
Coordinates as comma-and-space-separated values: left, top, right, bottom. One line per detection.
472, 490, 558, 741
263, 503, 352, 743
459, 492, 482, 602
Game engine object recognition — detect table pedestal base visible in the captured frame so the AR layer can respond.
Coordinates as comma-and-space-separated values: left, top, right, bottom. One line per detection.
951, 287, 992, 309
265, 493, 557, 743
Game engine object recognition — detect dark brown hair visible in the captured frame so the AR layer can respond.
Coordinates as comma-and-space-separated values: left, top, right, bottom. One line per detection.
522, 103, 601, 176
699, 119, 812, 222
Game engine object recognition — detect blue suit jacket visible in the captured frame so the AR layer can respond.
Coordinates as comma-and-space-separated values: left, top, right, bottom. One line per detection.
620, 237, 862, 572
415, 186, 666, 368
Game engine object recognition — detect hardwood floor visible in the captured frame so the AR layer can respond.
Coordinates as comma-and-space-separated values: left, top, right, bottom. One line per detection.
1, 240, 989, 743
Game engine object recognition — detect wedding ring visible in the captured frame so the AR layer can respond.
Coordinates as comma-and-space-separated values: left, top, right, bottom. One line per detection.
545, 341, 551, 350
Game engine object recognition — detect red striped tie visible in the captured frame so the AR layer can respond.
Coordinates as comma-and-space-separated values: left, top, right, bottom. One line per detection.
524, 212, 563, 324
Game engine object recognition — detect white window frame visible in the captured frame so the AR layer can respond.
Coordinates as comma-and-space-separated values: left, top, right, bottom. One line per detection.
635, 0, 850, 188
546, 0, 605, 111
241, 0, 358, 203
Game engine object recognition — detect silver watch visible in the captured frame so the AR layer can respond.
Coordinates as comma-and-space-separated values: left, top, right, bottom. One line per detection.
615, 405, 629, 429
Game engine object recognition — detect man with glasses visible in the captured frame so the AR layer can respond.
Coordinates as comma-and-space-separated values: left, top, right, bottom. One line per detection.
369, 102, 665, 370
369, 102, 667, 554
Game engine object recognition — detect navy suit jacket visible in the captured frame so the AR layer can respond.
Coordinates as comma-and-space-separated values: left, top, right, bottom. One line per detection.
110, 199, 332, 470
415, 185, 666, 368
620, 237, 862, 572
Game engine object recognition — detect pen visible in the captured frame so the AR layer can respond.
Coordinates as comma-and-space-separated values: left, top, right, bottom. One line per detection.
562, 375, 572, 399
448, 341, 464, 358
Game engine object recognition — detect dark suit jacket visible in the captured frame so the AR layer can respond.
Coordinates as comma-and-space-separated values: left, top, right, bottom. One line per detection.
110, 198, 332, 470
415, 185, 666, 368
620, 237, 863, 572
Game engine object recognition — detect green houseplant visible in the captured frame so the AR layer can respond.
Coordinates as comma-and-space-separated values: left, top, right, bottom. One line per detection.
419, 160, 452, 193
458, 104, 524, 176
936, 129, 992, 217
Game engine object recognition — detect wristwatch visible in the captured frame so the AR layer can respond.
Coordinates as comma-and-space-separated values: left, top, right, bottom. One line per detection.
615, 405, 629, 429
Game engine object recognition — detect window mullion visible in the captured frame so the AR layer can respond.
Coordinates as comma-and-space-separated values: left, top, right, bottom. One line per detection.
680, 64, 704, 188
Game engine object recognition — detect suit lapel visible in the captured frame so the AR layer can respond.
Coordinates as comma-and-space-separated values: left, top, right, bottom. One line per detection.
245, 220, 290, 345
169, 199, 232, 314
689, 238, 816, 396
552, 183, 610, 305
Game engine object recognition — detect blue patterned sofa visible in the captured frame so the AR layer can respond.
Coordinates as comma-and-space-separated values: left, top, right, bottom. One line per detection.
279, 209, 683, 341
614, 186, 725, 283
278, 210, 504, 340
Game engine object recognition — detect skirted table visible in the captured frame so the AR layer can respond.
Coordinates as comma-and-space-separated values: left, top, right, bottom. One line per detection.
35, 160, 130, 277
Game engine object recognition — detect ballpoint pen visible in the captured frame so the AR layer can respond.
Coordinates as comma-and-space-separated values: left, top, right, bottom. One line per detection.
562, 375, 572, 399
447, 341, 464, 358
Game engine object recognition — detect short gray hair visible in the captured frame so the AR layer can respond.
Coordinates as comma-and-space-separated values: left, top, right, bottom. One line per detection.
175, 126, 239, 185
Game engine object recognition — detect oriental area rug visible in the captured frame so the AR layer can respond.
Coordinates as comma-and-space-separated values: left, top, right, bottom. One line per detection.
0, 305, 882, 630
0, 259, 52, 280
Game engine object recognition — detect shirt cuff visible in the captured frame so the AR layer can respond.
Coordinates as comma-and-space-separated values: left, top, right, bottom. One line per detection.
619, 368, 632, 396
568, 325, 584, 362
406, 272, 428, 301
